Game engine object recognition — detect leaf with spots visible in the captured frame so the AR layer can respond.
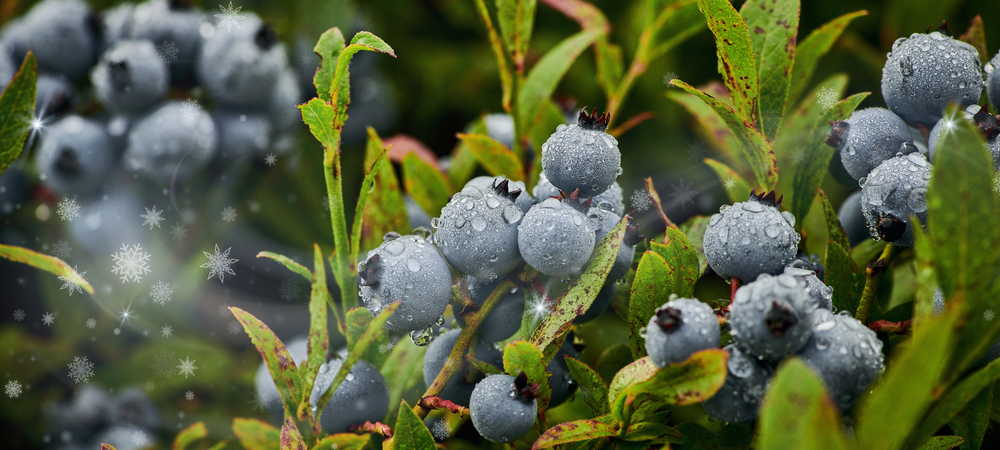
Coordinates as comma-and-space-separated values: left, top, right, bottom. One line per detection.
739, 0, 800, 141
565, 356, 609, 416
0, 52, 36, 177
611, 349, 728, 425
0, 243, 94, 295
503, 341, 552, 421
695, 0, 758, 124
531, 417, 617, 449
757, 358, 849, 450
280, 417, 306, 450
232, 418, 280, 450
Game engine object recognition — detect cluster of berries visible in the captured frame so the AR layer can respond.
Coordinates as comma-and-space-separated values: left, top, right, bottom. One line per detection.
0, 0, 302, 201
43, 384, 161, 449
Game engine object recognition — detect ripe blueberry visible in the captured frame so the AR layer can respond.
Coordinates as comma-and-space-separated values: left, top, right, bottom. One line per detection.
129, 0, 205, 88
470, 373, 538, 443
860, 153, 931, 247
988, 53, 1000, 112
460, 275, 525, 343
701, 344, 773, 423
21, 0, 99, 79
796, 309, 884, 411
433, 180, 524, 279
588, 206, 643, 281
534, 172, 624, 215
783, 266, 833, 310
91, 40, 169, 113
198, 13, 288, 107
644, 297, 721, 368
729, 273, 815, 363
837, 190, 869, 247
928, 105, 1000, 171
547, 339, 580, 407
518, 191, 596, 277
35, 74, 76, 117
123, 100, 218, 182
824, 108, 917, 181
310, 359, 390, 434
702, 190, 800, 283
465, 175, 533, 213
422, 328, 504, 406
34, 116, 116, 197
540, 108, 622, 197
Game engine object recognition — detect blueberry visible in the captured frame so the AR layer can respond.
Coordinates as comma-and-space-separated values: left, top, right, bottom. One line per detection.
587, 206, 643, 281
881, 30, 983, 125
460, 275, 525, 343
824, 108, 917, 181
91, 40, 169, 114
547, 339, 580, 407
730, 273, 815, 363
22, 0, 98, 79
310, 359, 390, 434
433, 180, 524, 279
34, 116, 116, 197
533, 172, 625, 214
0, 19, 31, 66
43, 384, 111, 443
927, 105, 1000, 171
404, 194, 432, 229
783, 266, 833, 310
268, 67, 303, 134
35, 74, 76, 117
796, 309, 884, 411
837, 190, 869, 247
988, 53, 1000, 111
860, 153, 931, 247
99, 3, 135, 52
540, 108, 622, 197
254, 336, 309, 421
123, 100, 218, 183
518, 194, 595, 277
484, 113, 515, 150
574, 282, 616, 324
213, 110, 273, 162
702, 190, 800, 283
422, 328, 504, 406
129, 0, 205, 88
359, 233, 453, 333
470, 374, 538, 443
68, 183, 151, 254
107, 387, 161, 430
644, 297, 720, 368
199, 13, 288, 107
465, 175, 533, 213
789, 253, 825, 284
701, 344, 773, 423
0, 44, 17, 89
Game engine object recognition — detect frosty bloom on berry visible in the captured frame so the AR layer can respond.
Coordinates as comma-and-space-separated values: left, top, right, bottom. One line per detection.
701, 344, 773, 423
518, 191, 596, 277
433, 180, 523, 279
797, 308, 884, 411
824, 107, 917, 181
540, 107, 622, 197
310, 359, 389, 434
729, 273, 815, 363
359, 233, 452, 333
702, 190, 800, 283
860, 153, 932, 247
469, 373, 539, 443
422, 328, 504, 406
928, 105, 1000, 171
645, 297, 720, 368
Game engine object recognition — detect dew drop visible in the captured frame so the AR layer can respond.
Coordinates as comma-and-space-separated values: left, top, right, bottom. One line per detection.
718, 227, 729, 245
471, 217, 487, 231
816, 337, 830, 350
346, 373, 355, 382
616, 167, 624, 176
406, 258, 421, 272
455, 217, 466, 228
430, 217, 440, 228
780, 211, 796, 227
573, 215, 583, 226
764, 224, 781, 238
502, 205, 523, 223
410, 327, 435, 346
486, 197, 501, 209
385, 240, 406, 256
907, 187, 928, 213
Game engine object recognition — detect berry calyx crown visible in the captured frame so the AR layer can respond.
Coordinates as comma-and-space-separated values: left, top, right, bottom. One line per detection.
577, 107, 611, 132
359, 253, 382, 288
748, 189, 783, 208
510, 372, 541, 403
654, 306, 683, 332
824, 121, 849, 150
558, 189, 593, 214
491, 178, 522, 203
764, 301, 798, 338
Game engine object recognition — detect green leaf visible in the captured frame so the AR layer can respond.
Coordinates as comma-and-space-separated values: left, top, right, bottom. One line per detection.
947, 384, 992, 450
530, 216, 627, 362
401, 152, 451, 218
786, 11, 867, 111
101, 444, 118, 450
299, 98, 336, 151
695, 0, 757, 124
256, 251, 312, 282
527, 99, 569, 179
172, 422, 207, 450
595, 39, 623, 96
772, 73, 847, 169
301, 245, 329, 398
704, 158, 751, 204
231, 308, 306, 420
495, 0, 537, 71
628, 251, 671, 360
824, 241, 863, 316
361, 128, 408, 254
329, 32, 396, 128
608, 356, 659, 413
380, 338, 427, 417
739, 0, 800, 140
0, 52, 36, 177
565, 356, 609, 416
650, 229, 699, 298
817, 189, 850, 251
0, 244, 94, 294
621, 421, 682, 442
959, 15, 988, 63
280, 417, 306, 450
449, 118, 487, 188
531, 418, 617, 449
518, 29, 602, 138
457, 133, 525, 182
912, 225, 938, 328
669, 79, 776, 189
679, 215, 711, 276
919, 436, 965, 450
393, 400, 436, 450
667, 87, 740, 164
345, 308, 371, 354
232, 418, 281, 450
597, 344, 634, 386
474, 0, 513, 109
788, 91, 868, 224
675, 422, 720, 449
855, 307, 962, 450
312, 434, 370, 450
312, 28, 346, 102
350, 147, 389, 265
468, 355, 504, 376
913, 361, 1000, 448
504, 341, 552, 419
612, 349, 728, 423
757, 359, 848, 450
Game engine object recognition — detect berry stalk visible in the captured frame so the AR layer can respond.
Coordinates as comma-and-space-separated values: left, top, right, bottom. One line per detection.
854, 243, 899, 324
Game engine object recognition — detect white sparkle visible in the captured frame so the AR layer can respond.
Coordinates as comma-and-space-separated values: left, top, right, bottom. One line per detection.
264, 153, 277, 166
58, 265, 87, 296
156, 40, 179, 65
239, 114, 247, 122
42, 312, 55, 326
56, 198, 81, 222
102, 194, 110, 202
379, 340, 395, 354
111, 243, 152, 283
170, 222, 189, 241
177, 357, 198, 378
215, 2, 245, 32
5, 380, 22, 398
67, 356, 95, 383
39, 172, 47, 181
141, 205, 165, 230
527, 294, 551, 321
431, 419, 452, 441
117, 302, 135, 327
221, 206, 238, 223
177, 411, 186, 419
201, 244, 239, 283
161, 325, 173, 338
150, 280, 174, 305
86, 318, 96, 329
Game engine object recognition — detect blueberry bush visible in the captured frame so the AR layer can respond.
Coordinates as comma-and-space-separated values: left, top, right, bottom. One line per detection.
2, 0, 1000, 449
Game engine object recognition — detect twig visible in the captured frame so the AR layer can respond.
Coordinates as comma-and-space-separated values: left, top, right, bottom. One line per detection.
868, 319, 913, 334
348, 421, 393, 438
419, 396, 471, 417
730, 277, 740, 305
855, 244, 899, 323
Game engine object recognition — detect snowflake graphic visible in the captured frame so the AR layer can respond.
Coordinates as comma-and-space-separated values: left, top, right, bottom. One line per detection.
228, 320, 242, 335
144, 381, 155, 393
215, 2, 245, 32
249, 392, 267, 412
132, 429, 148, 447
141, 205, 165, 230
86, 318, 96, 329
264, 153, 277, 166
431, 419, 452, 441
179, 98, 201, 120
379, 340, 395, 354
68, 356, 95, 383
156, 40, 179, 65
185, 391, 195, 401
662, 71, 678, 86
239, 114, 247, 122
178, 411, 186, 420
51, 239, 73, 260
278, 278, 302, 302
58, 265, 87, 296
114, 328, 121, 335
177, 357, 198, 378
630, 189, 652, 212
667, 179, 697, 209
787, 147, 807, 165
5, 380, 22, 398
161, 325, 173, 338
13, 309, 25, 321
56, 198, 81, 222
218, 303, 232, 318
153, 350, 178, 378
993, 173, 1000, 195
321, 196, 330, 212
287, 194, 298, 204
986, 309, 996, 321
39, 172, 48, 181
724, 177, 737, 190
170, 222, 189, 241
102, 194, 110, 202
201, 244, 239, 282
42, 312, 55, 326
817, 86, 839, 111
221, 206, 238, 223
299, 52, 314, 66
686, 140, 706, 161
112, 244, 152, 283
150, 280, 174, 305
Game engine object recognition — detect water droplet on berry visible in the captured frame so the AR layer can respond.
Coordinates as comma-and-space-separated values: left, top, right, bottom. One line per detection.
780, 211, 796, 227
573, 215, 583, 226
907, 187, 928, 213
816, 337, 830, 350
486, 197, 501, 209
346, 373, 355, 381
406, 259, 421, 272
616, 167, 624, 176
410, 327, 435, 346
471, 217, 487, 231
847, 146, 857, 156
430, 217, 440, 228
385, 240, 405, 256
764, 224, 781, 238
743, 201, 764, 213
455, 217, 466, 228
718, 227, 729, 245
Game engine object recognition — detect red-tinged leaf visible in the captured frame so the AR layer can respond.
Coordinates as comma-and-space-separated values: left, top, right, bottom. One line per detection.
230, 308, 305, 419
696, 0, 757, 124
532, 418, 617, 449
280, 417, 306, 450
612, 349, 728, 422
959, 15, 987, 63
312, 434, 370, 450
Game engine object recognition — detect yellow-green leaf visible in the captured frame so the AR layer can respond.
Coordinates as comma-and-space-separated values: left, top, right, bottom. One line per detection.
172, 422, 207, 450
402, 152, 451, 218
299, 98, 336, 151
532, 418, 617, 449
312, 434, 369, 450
457, 133, 525, 182
256, 251, 312, 282
704, 158, 751, 203
739, 0, 800, 140
231, 308, 306, 421
312, 28, 346, 102
232, 418, 280, 450
785, 11, 867, 112
0, 244, 93, 294
518, 29, 602, 138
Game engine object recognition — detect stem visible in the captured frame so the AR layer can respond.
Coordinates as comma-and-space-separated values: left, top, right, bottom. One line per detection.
607, 30, 653, 126
868, 319, 913, 334
855, 244, 899, 324
413, 278, 515, 420
730, 277, 740, 303
322, 139, 354, 330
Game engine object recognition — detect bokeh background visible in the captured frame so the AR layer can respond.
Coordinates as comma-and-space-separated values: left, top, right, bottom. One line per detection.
1, 0, 998, 448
